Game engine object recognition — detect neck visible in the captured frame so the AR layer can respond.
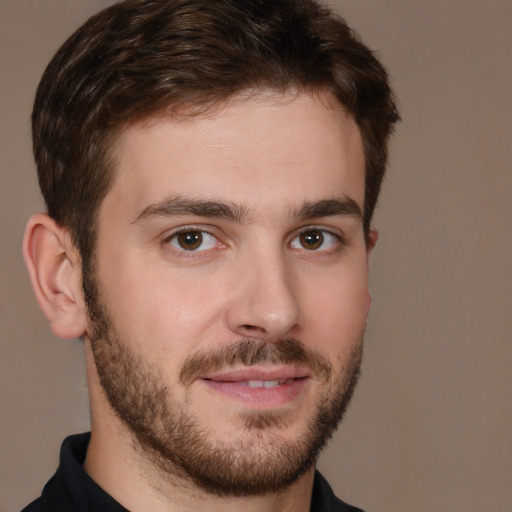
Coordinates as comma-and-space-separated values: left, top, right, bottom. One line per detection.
84, 428, 315, 512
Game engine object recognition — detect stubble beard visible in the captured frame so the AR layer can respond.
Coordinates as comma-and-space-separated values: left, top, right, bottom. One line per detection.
85, 274, 364, 497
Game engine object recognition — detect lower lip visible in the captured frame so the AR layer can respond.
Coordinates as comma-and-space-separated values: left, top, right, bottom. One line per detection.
201, 378, 309, 408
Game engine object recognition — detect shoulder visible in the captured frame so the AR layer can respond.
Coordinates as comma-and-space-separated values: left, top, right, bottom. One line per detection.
19, 433, 90, 512
311, 470, 366, 512
20, 497, 47, 512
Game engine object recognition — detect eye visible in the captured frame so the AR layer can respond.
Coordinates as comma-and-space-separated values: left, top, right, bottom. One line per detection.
290, 229, 340, 251
168, 230, 219, 251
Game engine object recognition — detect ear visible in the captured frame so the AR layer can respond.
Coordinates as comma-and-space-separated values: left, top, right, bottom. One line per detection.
366, 227, 379, 256
23, 213, 88, 339
364, 227, 379, 314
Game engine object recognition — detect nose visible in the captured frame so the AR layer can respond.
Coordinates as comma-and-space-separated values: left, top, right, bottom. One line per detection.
226, 251, 301, 341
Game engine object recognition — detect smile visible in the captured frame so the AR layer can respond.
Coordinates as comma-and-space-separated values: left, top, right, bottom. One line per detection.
199, 368, 311, 408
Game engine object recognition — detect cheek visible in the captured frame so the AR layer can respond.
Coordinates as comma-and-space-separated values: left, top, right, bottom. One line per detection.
105, 264, 227, 356
145, 288, 214, 342
301, 263, 369, 354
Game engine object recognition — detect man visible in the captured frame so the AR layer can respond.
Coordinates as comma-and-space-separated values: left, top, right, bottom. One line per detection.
22, 0, 399, 510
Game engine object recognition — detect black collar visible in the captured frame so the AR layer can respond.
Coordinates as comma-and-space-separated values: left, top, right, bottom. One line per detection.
26, 432, 364, 512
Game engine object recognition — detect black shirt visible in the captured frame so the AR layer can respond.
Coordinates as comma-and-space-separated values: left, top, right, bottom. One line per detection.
22, 433, 364, 512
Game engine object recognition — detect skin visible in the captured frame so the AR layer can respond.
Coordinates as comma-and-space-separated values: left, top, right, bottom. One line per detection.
24, 90, 377, 512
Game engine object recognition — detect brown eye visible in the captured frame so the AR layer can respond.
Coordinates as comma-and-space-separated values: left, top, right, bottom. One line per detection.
299, 230, 324, 250
290, 229, 340, 252
168, 230, 219, 252
177, 231, 203, 250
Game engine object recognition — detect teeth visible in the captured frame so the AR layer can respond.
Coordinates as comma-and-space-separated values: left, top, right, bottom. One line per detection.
247, 380, 281, 388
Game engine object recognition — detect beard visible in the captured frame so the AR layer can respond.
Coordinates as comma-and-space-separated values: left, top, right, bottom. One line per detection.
85, 274, 364, 497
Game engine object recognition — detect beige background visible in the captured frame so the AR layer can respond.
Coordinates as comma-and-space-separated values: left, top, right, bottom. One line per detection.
1, 1, 511, 511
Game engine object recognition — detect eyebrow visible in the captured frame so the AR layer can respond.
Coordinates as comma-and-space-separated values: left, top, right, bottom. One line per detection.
132, 195, 362, 225
296, 197, 363, 221
132, 196, 251, 224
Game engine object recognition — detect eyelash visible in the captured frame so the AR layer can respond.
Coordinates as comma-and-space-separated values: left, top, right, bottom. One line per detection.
289, 227, 345, 254
162, 226, 345, 259
163, 227, 224, 258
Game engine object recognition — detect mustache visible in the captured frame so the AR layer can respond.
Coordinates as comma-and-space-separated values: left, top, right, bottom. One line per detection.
179, 338, 332, 385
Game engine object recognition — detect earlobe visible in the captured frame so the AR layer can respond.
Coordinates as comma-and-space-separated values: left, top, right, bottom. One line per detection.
23, 213, 88, 340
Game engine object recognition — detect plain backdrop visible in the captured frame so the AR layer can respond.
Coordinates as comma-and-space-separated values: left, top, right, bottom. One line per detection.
1, 1, 511, 511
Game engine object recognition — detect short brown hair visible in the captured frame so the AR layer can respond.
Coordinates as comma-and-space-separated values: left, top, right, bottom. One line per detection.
32, 0, 399, 267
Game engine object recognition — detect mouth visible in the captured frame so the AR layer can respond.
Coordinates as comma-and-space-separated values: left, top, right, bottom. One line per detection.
198, 366, 311, 408
236, 378, 299, 388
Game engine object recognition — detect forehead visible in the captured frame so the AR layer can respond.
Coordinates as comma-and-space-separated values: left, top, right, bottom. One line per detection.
104, 91, 365, 220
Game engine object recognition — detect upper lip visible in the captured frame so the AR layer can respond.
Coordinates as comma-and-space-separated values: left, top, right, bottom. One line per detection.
199, 366, 311, 382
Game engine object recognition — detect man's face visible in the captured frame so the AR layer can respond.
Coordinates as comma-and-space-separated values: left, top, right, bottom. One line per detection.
87, 91, 372, 495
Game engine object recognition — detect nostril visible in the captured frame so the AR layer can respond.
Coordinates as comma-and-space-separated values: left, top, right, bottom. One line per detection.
241, 324, 267, 334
